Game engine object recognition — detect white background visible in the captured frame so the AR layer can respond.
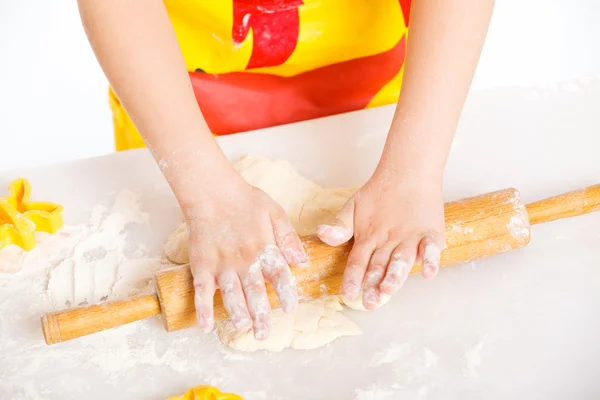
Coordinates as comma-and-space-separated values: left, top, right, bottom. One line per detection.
1, 0, 599, 172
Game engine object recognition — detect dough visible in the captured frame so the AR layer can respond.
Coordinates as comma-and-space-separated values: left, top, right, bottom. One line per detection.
163, 155, 356, 264
216, 296, 361, 351
164, 155, 390, 351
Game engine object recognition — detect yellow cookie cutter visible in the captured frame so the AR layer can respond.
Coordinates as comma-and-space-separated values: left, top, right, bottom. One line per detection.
167, 385, 242, 400
0, 178, 63, 251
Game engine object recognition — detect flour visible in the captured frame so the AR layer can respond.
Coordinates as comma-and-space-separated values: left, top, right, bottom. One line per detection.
422, 347, 439, 368
0, 190, 215, 399
354, 384, 397, 400
463, 336, 486, 378
45, 190, 161, 308
450, 223, 474, 234
0, 244, 24, 273
507, 215, 529, 239
369, 342, 411, 367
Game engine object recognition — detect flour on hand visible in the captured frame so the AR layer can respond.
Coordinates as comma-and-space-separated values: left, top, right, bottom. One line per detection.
164, 155, 396, 352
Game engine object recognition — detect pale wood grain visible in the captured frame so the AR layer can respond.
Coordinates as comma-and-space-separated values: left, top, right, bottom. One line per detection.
42, 294, 161, 345
526, 184, 600, 225
44, 185, 600, 344
155, 188, 531, 332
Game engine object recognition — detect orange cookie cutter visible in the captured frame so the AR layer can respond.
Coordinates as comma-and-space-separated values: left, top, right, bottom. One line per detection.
0, 178, 63, 251
167, 385, 242, 400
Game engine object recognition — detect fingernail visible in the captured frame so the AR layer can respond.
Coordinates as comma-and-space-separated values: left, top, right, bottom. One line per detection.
422, 262, 438, 279
343, 282, 360, 299
317, 225, 346, 240
423, 243, 441, 280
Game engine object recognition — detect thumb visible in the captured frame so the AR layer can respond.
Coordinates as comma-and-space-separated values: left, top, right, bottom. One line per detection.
316, 198, 355, 246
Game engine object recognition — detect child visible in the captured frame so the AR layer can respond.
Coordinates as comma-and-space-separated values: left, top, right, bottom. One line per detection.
78, 0, 494, 340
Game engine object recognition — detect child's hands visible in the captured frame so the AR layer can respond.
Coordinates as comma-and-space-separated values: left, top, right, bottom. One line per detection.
185, 179, 307, 340
317, 166, 445, 310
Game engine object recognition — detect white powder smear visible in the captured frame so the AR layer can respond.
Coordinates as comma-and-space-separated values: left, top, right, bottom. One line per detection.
45, 190, 161, 308
423, 347, 439, 368
369, 342, 411, 367
463, 337, 486, 378
507, 215, 529, 239
355, 384, 397, 400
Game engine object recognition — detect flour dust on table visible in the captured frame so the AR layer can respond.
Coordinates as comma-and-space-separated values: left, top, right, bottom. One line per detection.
164, 155, 391, 351
0, 189, 163, 310
43, 190, 162, 307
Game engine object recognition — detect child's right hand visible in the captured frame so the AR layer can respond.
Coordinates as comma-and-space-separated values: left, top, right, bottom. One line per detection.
185, 178, 308, 340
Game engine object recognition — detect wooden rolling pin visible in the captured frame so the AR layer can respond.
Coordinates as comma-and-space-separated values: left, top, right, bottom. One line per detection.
41, 184, 600, 345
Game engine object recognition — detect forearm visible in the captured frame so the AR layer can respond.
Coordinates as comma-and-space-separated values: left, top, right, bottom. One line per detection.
381, 0, 494, 182
78, 0, 238, 208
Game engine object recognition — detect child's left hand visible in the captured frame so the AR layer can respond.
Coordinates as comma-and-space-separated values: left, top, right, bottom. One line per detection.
317, 164, 446, 310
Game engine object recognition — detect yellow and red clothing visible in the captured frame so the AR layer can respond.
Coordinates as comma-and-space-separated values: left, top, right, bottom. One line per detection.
111, 0, 411, 151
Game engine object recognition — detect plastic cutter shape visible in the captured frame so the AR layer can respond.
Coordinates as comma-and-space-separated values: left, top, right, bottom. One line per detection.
0, 178, 63, 251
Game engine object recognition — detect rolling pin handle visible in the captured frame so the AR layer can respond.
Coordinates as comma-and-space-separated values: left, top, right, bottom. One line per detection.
41, 294, 162, 345
525, 184, 600, 225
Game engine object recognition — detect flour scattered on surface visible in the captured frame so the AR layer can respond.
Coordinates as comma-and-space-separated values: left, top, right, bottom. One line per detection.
42, 190, 161, 308
0, 244, 25, 273
354, 384, 397, 400
417, 386, 430, 397
369, 342, 411, 367
422, 347, 439, 368
463, 337, 486, 378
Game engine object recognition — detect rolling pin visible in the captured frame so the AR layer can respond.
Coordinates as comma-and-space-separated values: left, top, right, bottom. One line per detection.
41, 184, 600, 345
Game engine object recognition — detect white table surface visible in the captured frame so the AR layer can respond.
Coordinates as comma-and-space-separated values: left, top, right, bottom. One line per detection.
1, 79, 599, 399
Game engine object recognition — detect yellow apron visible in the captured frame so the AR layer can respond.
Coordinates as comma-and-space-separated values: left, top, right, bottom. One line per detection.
111, 0, 410, 151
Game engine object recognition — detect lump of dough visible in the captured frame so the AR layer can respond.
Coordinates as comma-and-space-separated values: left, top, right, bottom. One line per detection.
296, 187, 356, 236
233, 155, 321, 226
216, 296, 361, 352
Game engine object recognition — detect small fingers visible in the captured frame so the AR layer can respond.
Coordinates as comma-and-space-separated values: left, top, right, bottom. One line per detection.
342, 240, 375, 300
362, 247, 393, 310
259, 245, 298, 314
240, 261, 271, 340
271, 210, 309, 268
419, 235, 443, 280
317, 199, 355, 246
380, 240, 418, 295
217, 269, 252, 331
193, 269, 217, 333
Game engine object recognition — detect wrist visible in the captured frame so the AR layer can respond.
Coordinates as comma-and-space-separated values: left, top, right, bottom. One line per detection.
375, 152, 445, 188
178, 167, 248, 211
378, 127, 451, 185
153, 144, 246, 212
